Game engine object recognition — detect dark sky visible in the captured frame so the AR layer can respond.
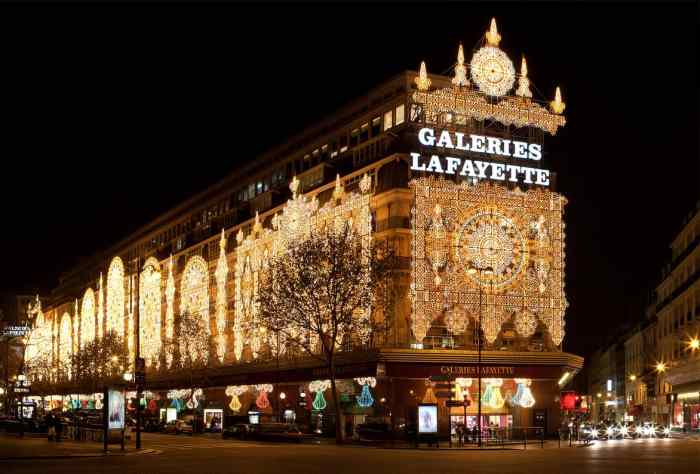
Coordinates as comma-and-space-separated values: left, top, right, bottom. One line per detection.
0, 3, 697, 358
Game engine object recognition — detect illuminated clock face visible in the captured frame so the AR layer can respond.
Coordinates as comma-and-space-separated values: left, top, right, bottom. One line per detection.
456, 209, 527, 288
470, 46, 516, 97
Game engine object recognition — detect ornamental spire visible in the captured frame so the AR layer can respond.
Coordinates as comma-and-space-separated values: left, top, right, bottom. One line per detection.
485, 17, 501, 47
452, 43, 469, 87
550, 86, 566, 114
219, 228, 226, 250
515, 56, 533, 98
332, 173, 345, 201
415, 61, 431, 91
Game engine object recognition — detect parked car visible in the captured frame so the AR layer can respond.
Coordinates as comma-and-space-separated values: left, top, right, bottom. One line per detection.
249, 423, 307, 443
222, 423, 251, 440
163, 420, 193, 435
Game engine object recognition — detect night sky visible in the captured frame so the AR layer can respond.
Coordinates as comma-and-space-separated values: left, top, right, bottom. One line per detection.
0, 4, 697, 358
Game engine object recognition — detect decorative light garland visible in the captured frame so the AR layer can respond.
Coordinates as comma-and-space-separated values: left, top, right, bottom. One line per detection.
180, 256, 210, 364
512, 378, 536, 408
140, 257, 162, 368
482, 378, 505, 409
165, 255, 175, 367
309, 380, 331, 411
80, 288, 96, 349
354, 377, 377, 408
255, 384, 273, 409
225, 385, 248, 413
215, 229, 229, 363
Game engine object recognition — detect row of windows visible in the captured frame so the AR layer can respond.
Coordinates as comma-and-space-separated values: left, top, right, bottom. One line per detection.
233, 104, 405, 203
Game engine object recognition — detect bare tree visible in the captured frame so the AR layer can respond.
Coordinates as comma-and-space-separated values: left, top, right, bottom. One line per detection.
70, 331, 129, 392
257, 223, 396, 443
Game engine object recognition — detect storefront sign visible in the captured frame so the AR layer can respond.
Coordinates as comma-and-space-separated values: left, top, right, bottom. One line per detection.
410, 127, 550, 187
2, 325, 30, 337
440, 365, 515, 377
385, 363, 562, 380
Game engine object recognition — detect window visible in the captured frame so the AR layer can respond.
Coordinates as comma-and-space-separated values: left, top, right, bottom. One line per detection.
383, 110, 393, 131
351, 128, 360, 146
395, 104, 405, 125
339, 133, 348, 153
360, 122, 369, 142
371, 116, 381, 136
256, 181, 263, 194
248, 183, 255, 197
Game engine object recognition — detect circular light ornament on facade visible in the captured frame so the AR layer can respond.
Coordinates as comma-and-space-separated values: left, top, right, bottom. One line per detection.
470, 46, 515, 97
457, 209, 527, 289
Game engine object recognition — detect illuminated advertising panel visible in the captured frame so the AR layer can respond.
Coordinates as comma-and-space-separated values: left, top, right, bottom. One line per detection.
418, 404, 438, 434
107, 390, 125, 430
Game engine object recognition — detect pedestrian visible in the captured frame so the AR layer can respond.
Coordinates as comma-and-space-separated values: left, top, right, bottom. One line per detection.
471, 424, 478, 444
54, 413, 63, 442
46, 412, 55, 441
456, 424, 464, 447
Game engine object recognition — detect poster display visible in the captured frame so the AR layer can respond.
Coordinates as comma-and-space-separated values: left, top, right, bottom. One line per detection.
166, 408, 177, 422
418, 404, 438, 434
107, 389, 125, 430
204, 409, 223, 432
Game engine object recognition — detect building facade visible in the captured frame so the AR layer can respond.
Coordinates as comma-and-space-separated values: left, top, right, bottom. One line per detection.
22, 20, 582, 437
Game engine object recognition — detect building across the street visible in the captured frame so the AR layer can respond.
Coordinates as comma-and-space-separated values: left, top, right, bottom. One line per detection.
19, 19, 582, 439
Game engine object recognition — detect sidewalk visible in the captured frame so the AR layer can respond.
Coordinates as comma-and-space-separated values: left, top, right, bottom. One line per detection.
345, 439, 580, 450
0, 433, 159, 460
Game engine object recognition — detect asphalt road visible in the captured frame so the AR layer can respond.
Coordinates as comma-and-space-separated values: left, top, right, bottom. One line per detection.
2, 433, 698, 474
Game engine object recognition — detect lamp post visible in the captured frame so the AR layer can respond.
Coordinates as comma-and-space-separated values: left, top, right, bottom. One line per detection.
468, 265, 493, 448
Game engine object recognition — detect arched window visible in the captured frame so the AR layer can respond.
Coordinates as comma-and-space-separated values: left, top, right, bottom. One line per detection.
106, 257, 125, 337
59, 312, 73, 379
180, 255, 210, 363
81, 288, 96, 348
140, 257, 162, 367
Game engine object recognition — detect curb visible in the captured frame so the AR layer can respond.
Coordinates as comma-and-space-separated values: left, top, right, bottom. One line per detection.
0, 449, 161, 461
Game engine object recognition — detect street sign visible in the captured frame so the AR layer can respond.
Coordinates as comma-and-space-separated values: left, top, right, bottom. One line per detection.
435, 391, 452, 398
2, 325, 30, 337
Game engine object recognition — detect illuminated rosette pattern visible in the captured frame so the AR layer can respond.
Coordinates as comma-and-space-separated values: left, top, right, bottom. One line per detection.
309, 380, 331, 411
225, 385, 248, 413
512, 378, 535, 408
482, 378, 505, 409
445, 305, 470, 335
354, 377, 377, 408
255, 384, 273, 409
514, 309, 538, 338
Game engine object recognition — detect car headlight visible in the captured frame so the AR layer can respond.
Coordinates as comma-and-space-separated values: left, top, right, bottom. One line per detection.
606, 426, 615, 436
663, 427, 670, 436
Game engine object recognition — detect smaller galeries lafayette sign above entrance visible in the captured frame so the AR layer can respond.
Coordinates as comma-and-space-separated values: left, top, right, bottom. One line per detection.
410, 127, 551, 187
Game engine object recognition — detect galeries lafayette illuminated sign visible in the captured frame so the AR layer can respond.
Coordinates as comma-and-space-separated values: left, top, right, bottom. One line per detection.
410, 127, 550, 187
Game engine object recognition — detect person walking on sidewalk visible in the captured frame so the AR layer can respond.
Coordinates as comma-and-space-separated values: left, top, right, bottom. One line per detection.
46, 412, 55, 441
54, 413, 63, 442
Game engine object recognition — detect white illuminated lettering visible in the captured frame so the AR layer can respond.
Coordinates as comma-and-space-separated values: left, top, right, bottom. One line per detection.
445, 157, 461, 175
410, 152, 426, 171
490, 163, 506, 180
522, 167, 536, 184
513, 141, 528, 158
535, 169, 550, 186
460, 160, 476, 177
501, 139, 512, 156
474, 160, 489, 178
471, 135, 486, 152
528, 143, 542, 161
505, 165, 520, 182
426, 155, 444, 173
455, 132, 470, 151
436, 130, 454, 149
418, 128, 436, 146
486, 137, 502, 155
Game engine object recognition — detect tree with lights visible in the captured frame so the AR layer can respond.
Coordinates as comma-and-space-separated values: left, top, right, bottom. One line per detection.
257, 223, 396, 443
69, 331, 129, 393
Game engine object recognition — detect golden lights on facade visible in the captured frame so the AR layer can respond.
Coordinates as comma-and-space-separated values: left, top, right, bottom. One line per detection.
140, 257, 162, 367
180, 255, 210, 364
106, 256, 125, 338
410, 177, 567, 347
80, 288, 96, 348
215, 229, 229, 363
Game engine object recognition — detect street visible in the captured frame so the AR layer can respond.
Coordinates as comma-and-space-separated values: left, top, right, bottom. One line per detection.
1, 433, 699, 473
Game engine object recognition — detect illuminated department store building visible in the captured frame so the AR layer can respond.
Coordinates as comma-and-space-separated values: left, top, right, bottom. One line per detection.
25, 20, 582, 436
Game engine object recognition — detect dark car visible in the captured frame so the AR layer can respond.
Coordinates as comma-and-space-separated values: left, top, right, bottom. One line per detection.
249, 423, 307, 443
222, 423, 251, 440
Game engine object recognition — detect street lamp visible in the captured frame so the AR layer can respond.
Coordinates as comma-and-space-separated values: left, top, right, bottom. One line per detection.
656, 362, 666, 373
629, 375, 636, 381
468, 265, 493, 448
688, 338, 699, 351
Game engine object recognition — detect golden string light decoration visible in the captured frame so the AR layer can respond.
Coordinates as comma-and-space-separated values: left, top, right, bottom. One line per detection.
225, 385, 248, 412
452, 44, 470, 87
165, 255, 175, 367
97, 273, 104, 339
410, 177, 567, 347
180, 255, 210, 363
415, 61, 432, 91
80, 288, 96, 349
140, 257, 162, 367
59, 312, 72, 379
214, 229, 229, 363
106, 256, 125, 338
